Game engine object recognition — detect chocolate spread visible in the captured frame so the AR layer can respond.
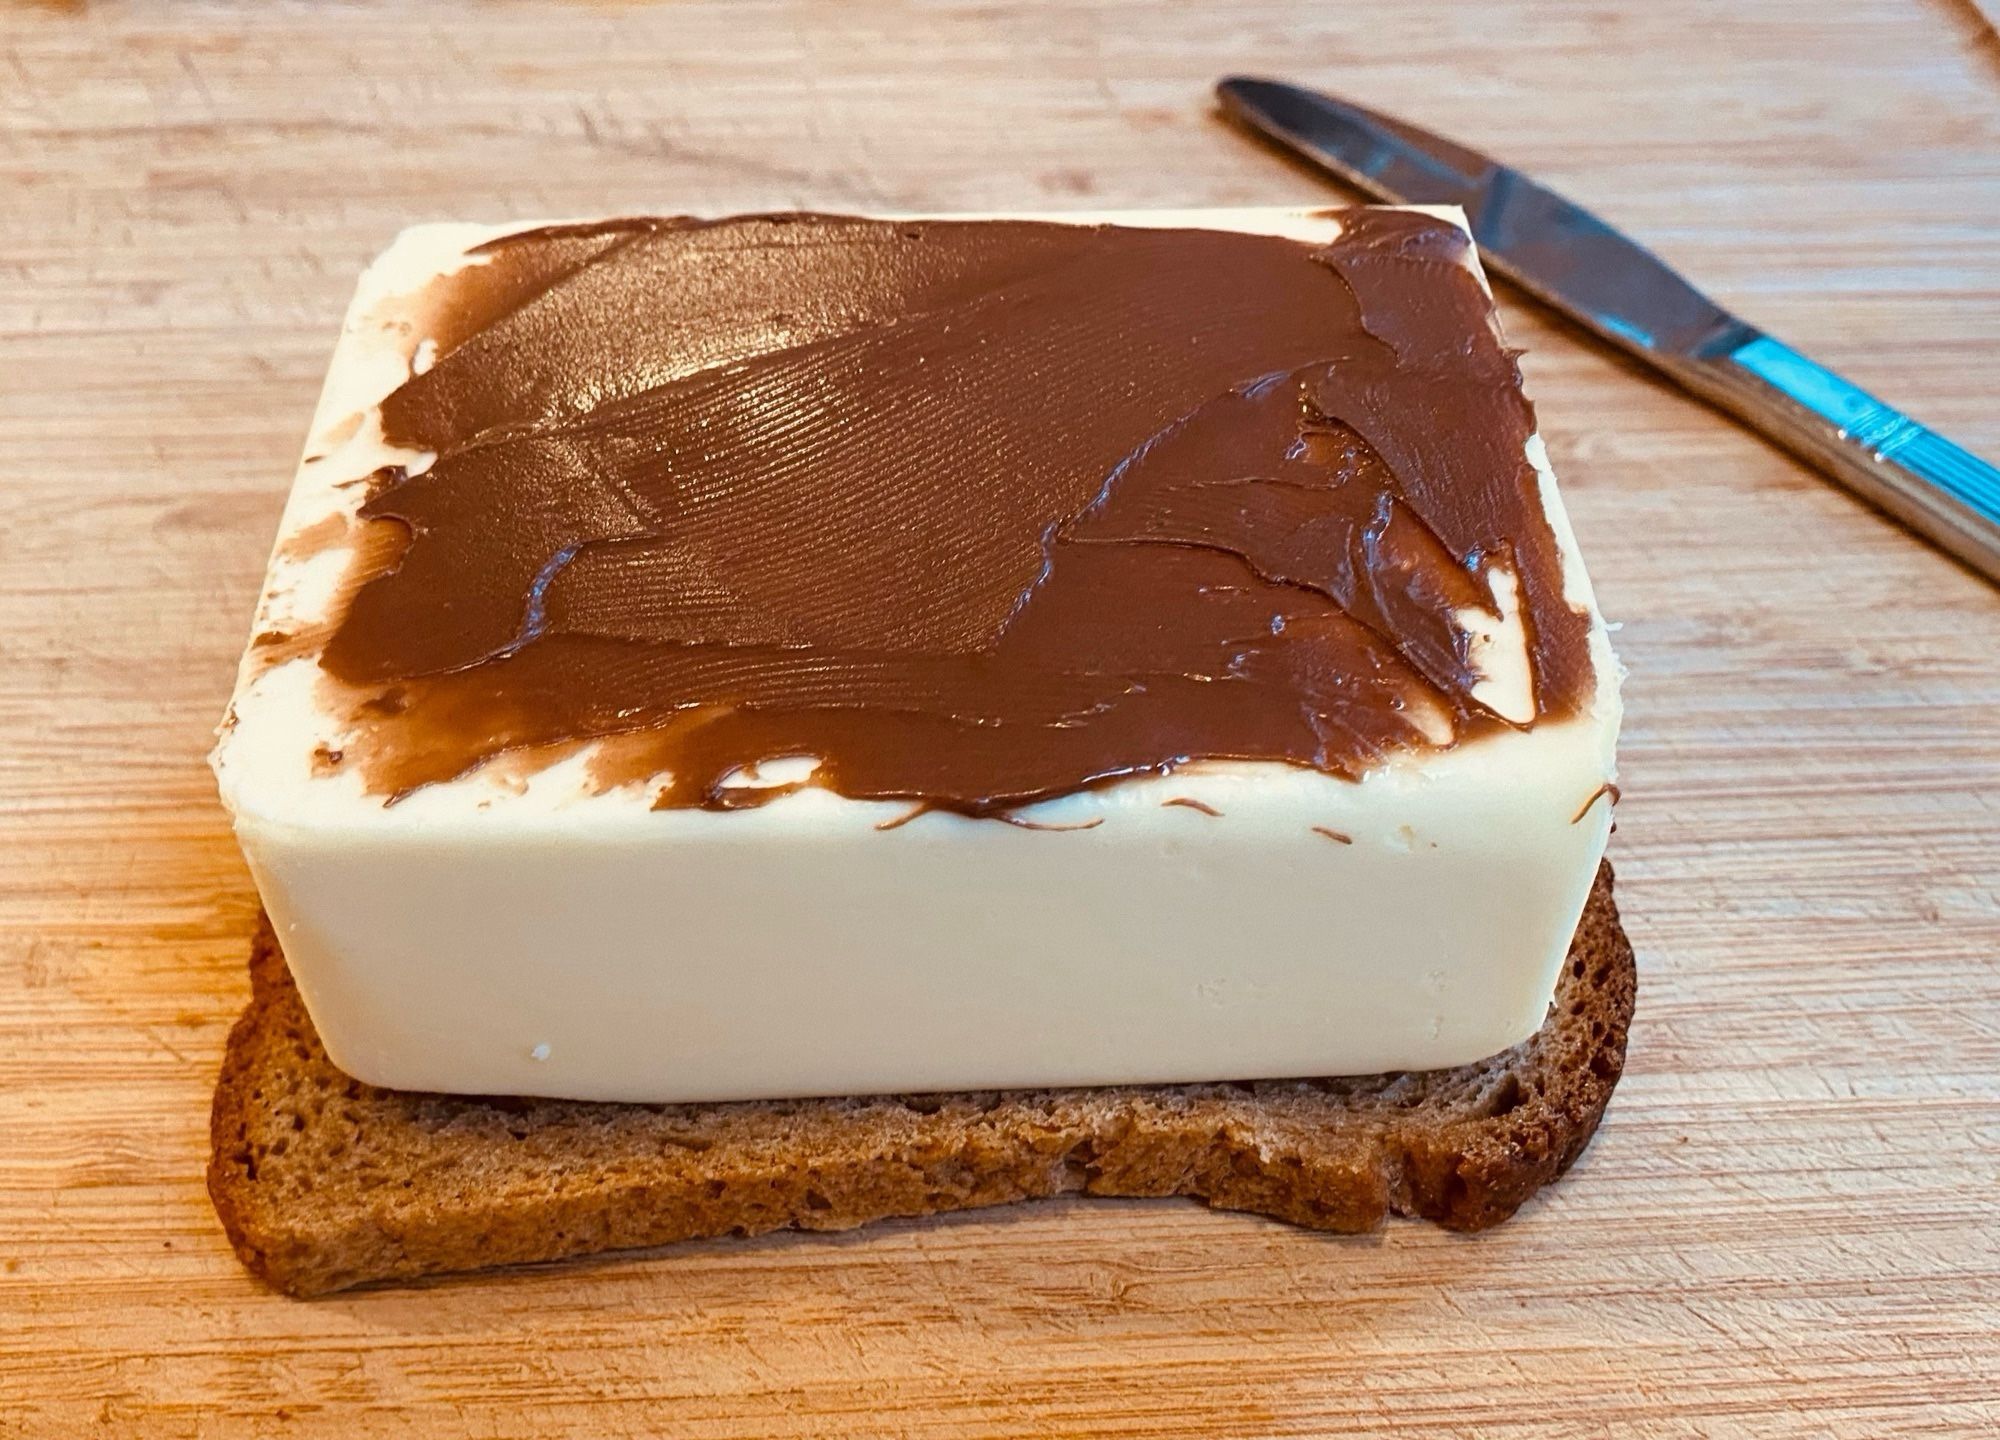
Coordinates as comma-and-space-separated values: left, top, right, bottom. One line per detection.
318, 210, 1592, 814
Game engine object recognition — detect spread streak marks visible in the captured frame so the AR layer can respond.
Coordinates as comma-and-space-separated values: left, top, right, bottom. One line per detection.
314, 212, 1594, 818
1570, 782, 1621, 825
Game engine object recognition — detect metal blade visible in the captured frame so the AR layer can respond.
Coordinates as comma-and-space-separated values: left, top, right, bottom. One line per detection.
1216, 76, 1751, 359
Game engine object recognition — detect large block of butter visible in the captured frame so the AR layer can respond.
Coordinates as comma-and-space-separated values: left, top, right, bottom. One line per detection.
213, 208, 1621, 1104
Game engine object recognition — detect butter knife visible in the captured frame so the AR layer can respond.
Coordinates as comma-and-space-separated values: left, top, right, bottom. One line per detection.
1217, 76, 2000, 585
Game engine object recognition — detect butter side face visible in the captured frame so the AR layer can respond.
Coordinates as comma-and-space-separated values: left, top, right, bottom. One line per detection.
214, 208, 1621, 1104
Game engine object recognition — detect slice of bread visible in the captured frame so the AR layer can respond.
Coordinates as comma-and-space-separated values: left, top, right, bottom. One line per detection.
209, 864, 1634, 1296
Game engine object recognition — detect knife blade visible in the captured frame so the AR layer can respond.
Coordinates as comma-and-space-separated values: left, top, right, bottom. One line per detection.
1216, 76, 2000, 585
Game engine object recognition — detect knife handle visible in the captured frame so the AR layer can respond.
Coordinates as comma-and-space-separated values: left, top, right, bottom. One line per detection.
1665, 332, 2000, 583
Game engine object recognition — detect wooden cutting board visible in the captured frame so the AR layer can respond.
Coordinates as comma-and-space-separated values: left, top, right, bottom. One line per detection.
2, 1, 1995, 1434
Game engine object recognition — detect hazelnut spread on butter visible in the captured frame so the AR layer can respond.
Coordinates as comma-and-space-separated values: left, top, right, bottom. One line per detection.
319, 210, 1592, 814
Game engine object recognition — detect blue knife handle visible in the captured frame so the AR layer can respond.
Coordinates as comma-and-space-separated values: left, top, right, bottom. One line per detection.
1675, 332, 2000, 583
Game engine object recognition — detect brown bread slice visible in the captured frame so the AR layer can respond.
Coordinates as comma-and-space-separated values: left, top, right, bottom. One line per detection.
209, 863, 1635, 1296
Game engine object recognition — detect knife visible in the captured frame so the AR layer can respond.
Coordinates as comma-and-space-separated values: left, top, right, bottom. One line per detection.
1216, 76, 2000, 585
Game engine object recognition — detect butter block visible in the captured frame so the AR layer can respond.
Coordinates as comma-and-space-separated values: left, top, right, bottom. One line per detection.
213, 208, 1621, 1103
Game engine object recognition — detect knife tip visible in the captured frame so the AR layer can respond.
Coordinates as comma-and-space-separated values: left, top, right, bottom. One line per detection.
1214, 75, 1287, 123
1214, 76, 1304, 124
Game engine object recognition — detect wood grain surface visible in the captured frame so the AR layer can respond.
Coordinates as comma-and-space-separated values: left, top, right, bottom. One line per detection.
3, 1, 1997, 1435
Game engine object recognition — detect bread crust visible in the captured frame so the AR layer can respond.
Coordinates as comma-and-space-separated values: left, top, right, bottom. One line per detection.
209, 864, 1634, 1296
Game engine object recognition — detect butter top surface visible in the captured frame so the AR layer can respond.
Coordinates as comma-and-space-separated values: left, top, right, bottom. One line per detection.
217, 208, 1616, 828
